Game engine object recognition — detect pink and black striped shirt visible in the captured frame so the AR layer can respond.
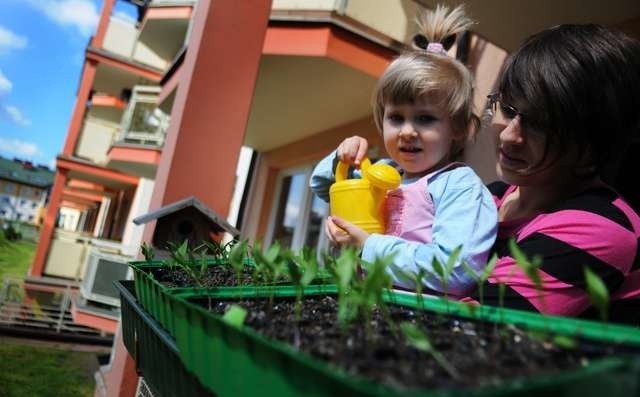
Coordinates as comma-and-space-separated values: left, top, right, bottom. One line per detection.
474, 182, 640, 324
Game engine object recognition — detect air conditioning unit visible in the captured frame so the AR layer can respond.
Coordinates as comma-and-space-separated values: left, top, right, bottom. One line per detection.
80, 249, 132, 307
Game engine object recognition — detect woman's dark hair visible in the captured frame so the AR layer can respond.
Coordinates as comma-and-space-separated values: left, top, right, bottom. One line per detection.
497, 24, 640, 173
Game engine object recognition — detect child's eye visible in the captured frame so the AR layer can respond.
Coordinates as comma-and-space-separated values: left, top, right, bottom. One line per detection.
386, 114, 404, 124
415, 114, 436, 124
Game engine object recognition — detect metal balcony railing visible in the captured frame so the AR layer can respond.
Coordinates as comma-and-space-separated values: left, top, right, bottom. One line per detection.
114, 86, 169, 147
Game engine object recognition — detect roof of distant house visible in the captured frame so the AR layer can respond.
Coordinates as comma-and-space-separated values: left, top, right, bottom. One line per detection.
0, 156, 55, 188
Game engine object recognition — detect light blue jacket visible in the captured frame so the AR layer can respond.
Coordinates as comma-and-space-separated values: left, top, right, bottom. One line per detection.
310, 151, 498, 296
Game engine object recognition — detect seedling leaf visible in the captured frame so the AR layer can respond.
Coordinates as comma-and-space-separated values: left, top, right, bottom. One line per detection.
400, 322, 433, 352
584, 267, 610, 322
222, 305, 247, 329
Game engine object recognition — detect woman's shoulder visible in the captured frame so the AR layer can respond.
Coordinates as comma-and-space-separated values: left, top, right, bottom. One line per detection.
547, 186, 639, 232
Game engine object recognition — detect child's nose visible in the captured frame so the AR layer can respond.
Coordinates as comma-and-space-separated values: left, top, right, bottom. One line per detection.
399, 123, 417, 138
499, 116, 524, 145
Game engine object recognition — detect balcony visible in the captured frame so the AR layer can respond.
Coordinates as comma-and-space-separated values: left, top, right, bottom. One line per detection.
115, 86, 168, 147
107, 86, 168, 179
102, 13, 168, 71
136, 0, 195, 68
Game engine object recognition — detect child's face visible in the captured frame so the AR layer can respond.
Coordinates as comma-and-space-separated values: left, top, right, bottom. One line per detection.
382, 100, 456, 178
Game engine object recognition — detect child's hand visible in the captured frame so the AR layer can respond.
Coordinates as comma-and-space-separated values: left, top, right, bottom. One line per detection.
325, 215, 369, 249
337, 136, 368, 168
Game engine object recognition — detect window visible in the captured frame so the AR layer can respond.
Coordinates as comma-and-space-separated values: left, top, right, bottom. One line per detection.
3, 183, 15, 194
265, 166, 329, 258
31, 202, 37, 209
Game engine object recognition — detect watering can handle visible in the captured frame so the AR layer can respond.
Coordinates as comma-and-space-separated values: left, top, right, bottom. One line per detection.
335, 158, 371, 182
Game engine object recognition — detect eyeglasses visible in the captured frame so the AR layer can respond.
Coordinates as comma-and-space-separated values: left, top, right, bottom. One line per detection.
486, 93, 525, 125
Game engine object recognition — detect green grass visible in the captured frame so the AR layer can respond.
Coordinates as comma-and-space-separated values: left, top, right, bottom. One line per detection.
0, 239, 36, 280
0, 339, 98, 397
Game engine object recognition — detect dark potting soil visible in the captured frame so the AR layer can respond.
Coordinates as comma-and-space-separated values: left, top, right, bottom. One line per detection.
150, 266, 254, 288
204, 295, 624, 392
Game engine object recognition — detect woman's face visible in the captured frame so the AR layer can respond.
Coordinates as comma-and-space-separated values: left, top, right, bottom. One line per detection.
490, 99, 575, 186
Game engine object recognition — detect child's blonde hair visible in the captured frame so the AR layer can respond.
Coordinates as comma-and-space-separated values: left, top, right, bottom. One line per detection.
372, 5, 479, 159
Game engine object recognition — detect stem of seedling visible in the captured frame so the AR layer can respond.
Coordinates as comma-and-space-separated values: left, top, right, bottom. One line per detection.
400, 322, 460, 381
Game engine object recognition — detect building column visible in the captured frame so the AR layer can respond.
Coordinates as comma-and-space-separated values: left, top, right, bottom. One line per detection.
142, 0, 272, 244
105, 1, 272, 395
30, 169, 67, 276
61, 60, 97, 156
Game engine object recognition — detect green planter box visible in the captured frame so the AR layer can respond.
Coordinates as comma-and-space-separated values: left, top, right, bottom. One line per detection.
130, 258, 257, 337
170, 286, 640, 397
115, 280, 213, 397
131, 259, 332, 337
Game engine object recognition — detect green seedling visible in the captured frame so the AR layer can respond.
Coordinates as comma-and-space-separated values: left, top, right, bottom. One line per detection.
526, 330, 577, 350
508, 238, 545, 306
391, 266, 430, 309
400, 322, 460, 380
497, 263, 519, 324
325, 247, 359, 328
167, 239, 213, 308
222, 304, 247, 329
229, 239, 249, 286
140, 242, 155, 263
168, 239, 207, 287
251, 241, 288, 309
552, 334, 577, 349
432, 245, 462, 310
358, 256, 393, 339
326, 248, 395, 339
286, 246, 319, 322
203, 239, 236, 261
285, 246, 319, 348
584, 267, 610, 322
508, 238, 551, 330
508, 239, 542, 288
462, 254, 498, 309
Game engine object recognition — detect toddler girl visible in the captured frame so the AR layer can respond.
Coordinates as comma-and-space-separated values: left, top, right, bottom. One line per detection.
310, 5, 497, 296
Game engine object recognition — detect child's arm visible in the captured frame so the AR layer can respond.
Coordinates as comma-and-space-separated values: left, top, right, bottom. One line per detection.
310, 136, 370, 202
309, 150, 339, 202
361, 167, 498, 296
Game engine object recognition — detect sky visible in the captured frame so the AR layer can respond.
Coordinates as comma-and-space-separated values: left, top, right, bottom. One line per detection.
0, 0, 136, 170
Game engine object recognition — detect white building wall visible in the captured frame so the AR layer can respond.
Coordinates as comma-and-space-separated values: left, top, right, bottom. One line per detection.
0, 185, 47, 225
120, 178, 155, 256
59, 207, 81, 231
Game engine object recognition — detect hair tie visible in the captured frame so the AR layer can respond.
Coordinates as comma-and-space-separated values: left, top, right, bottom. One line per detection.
426, 42, 446, 55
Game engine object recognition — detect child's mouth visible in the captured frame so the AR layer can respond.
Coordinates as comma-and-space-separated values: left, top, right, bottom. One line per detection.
399, 146, 422, 153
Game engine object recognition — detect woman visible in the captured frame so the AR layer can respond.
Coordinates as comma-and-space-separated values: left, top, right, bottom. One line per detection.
476, 24, 640, 324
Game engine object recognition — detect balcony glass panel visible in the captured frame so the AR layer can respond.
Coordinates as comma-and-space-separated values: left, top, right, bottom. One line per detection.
115, 86, 169, 146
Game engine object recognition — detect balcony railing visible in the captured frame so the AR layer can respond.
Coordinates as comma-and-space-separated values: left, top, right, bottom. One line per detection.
114, 86, 169, 147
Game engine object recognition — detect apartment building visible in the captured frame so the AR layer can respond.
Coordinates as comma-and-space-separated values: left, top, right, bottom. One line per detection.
0, 156, 54, 226
22, 0, 640, 394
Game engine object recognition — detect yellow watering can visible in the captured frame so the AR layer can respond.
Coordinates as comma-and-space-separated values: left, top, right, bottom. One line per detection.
329, 158, 401, 234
